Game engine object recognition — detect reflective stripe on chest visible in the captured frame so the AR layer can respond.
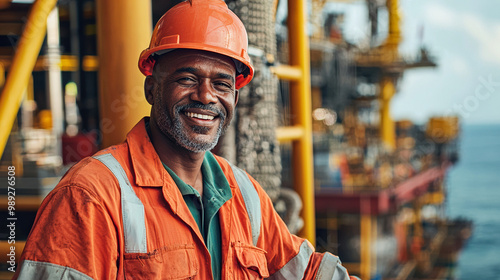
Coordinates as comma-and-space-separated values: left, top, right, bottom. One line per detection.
228, 163, 261, 246
94, 153, 148, 253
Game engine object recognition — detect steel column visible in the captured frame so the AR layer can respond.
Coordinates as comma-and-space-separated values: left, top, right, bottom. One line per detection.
96, 0, 152, 148
288, 0, 315, 243
385, 0, 402, 49
380, 77, 396, 149
360, 197, 373, 280
378, 0, 401, 150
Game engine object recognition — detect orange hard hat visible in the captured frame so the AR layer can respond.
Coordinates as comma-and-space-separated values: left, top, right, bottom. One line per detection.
138, 0, 254, 89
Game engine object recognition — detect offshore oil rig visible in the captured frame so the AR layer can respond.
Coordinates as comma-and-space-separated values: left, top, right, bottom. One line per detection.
0, 0, 471, 279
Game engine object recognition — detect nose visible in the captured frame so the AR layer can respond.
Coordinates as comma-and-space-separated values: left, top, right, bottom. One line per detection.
190, 80, 218, 104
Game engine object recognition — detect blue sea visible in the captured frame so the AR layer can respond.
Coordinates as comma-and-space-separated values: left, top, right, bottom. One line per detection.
447, 124, 500, 279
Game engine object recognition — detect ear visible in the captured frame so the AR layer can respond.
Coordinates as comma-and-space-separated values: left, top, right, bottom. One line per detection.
144, 76, 155, 105
234, 89, 239, 106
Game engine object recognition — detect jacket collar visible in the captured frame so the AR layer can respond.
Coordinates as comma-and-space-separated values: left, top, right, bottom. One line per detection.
126, 117, 165, 187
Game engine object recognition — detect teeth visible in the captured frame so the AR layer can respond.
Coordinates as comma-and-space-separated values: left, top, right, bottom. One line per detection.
185, 112, 215, 120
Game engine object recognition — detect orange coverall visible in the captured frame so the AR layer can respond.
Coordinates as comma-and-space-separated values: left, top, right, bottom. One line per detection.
14, 118, 356, 280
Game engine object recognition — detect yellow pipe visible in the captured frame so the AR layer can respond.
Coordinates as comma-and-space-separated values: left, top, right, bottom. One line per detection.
276, 126, 305, 142
0, 0, 58, 159
270, 65, 303, 81
360, 214, 372, 280
377, 0, 401, 150
380, 77, 396, 149
288, 0, 315, 244
0, 55, 99, 72
96, 0, 152, 148
82, 55, 99, 71
385, 0, 402, 50
0, 62, 4, 87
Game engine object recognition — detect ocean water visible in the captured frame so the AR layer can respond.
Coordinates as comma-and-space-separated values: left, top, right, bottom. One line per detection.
447, 124, 500, 279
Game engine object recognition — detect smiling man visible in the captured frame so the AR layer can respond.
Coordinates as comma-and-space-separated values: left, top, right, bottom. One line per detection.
14, 1, 357, 279
148, 51, 237, 154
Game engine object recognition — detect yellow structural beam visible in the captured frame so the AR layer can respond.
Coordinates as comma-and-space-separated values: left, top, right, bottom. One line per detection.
0, 62, 4, 87
96, 0, 152, 148
270, 65, 303, 81
0, 55, 99, 72
376, 0, 401, 150
360, 214, 372, 280
0, 0, 57, 159
384, 0, 402, 50
276, 126, 305, 142
360, 197, 373, 280
288, 0, 315, 244
82, 55, 99, 72
380, 77, 396, 150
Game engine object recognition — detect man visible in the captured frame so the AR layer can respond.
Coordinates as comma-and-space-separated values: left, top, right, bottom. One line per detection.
14, 0, 358, 279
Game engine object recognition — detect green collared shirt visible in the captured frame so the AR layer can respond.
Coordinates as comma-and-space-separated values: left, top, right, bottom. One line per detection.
163, 152, 232, 280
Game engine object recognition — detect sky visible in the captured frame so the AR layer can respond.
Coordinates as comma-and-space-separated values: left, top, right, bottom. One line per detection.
326, 0, 500, 125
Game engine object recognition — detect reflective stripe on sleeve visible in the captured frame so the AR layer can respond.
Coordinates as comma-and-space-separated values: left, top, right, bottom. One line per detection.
229, 163, 261, 246
18, 260, 93, 280
315, 252, 350, 280
267, 240, 314, 280
94, 153, 147, 253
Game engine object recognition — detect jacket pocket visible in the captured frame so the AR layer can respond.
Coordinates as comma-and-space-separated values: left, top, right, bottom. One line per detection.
123, 244, 198, 280
234, 243, 270, 279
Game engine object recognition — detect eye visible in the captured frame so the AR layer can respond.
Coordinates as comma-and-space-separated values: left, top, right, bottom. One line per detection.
214, 81, 233, 91
177, 77, 197, 85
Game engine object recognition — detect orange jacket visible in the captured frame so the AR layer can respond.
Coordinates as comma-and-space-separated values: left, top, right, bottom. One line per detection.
14, 119, 356, 280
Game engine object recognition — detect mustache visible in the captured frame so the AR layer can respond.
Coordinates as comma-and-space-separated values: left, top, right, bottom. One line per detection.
175, 103, 226, 120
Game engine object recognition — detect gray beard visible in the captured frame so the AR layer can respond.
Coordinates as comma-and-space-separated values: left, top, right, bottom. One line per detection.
157, 103, 227, 153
